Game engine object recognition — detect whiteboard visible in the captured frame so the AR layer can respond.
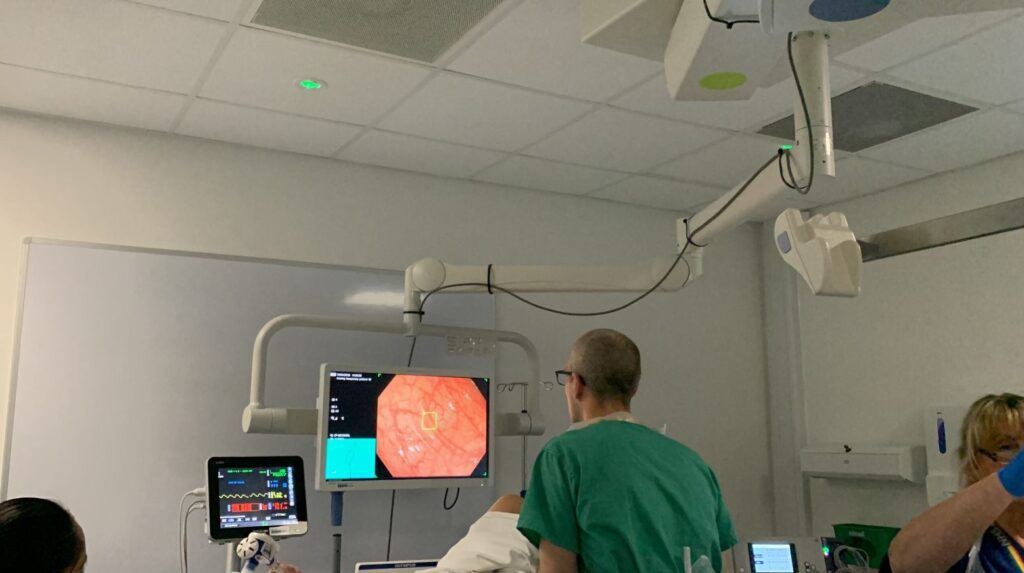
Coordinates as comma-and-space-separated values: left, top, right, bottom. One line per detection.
6, 240, 497, 573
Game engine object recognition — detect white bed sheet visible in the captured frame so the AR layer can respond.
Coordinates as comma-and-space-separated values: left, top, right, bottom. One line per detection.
420, 511, 538, 573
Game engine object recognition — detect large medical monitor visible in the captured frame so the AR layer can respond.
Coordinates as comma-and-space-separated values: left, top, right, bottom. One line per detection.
206, 456, 308, 542
316, 364, 493, 491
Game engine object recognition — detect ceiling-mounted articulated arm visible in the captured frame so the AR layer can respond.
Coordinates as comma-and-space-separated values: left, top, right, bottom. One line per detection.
401, 35, 840, 324
402, 253, 702, 334
403, 32, 846, 325
691, 30, 860, 297
244, 314, 545, 437
687, 30, 834, 245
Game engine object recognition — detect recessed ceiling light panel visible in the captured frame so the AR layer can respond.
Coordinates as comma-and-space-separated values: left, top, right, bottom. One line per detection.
759, 82, 977, 152
250, 0, 503, 63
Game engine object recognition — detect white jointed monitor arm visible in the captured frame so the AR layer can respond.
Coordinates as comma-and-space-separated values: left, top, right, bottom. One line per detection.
243, 314, 545, 437
404, 32, 858, 332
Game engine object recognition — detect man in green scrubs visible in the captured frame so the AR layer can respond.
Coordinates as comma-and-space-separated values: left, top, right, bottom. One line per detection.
517, 328, 737, 573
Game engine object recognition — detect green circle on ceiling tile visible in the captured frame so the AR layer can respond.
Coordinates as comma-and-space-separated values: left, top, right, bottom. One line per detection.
298, 79, 325, 90
699, 72, 747, 90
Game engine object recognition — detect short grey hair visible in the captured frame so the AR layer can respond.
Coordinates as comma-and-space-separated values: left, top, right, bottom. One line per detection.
569, 329, 641, 404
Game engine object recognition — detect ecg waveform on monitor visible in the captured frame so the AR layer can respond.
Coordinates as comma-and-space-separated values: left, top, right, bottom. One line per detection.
220, 491, 287, 500
218, 465, 297, 525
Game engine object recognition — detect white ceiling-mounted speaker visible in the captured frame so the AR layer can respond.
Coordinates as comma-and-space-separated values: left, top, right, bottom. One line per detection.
248, 0, 503, 63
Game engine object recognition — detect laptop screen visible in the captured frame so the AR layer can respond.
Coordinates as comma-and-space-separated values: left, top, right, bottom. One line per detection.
354, 560, 439, 572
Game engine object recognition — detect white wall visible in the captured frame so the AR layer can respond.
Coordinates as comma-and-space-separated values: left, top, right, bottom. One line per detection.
786, 151, 1024, 534
0, 110, 775, 553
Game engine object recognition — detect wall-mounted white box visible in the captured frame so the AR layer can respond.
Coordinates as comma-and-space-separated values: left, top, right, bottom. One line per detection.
801, 445, 926, 483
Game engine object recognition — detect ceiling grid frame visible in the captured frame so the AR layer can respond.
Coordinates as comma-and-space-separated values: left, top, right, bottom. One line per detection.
167, 0, 258, 132
328, 0, 530, 159
0, 0, 1019, 212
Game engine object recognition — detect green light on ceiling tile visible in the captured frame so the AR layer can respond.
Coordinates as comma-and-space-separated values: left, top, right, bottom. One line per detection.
699, 72, 747, 90
780, 144, 794, 151
298, 79, 325, 91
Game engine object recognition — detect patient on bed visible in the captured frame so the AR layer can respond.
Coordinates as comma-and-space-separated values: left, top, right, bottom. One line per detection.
421, 494, 538, 573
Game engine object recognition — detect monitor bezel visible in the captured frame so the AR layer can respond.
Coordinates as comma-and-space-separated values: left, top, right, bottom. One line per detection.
206, 455, 308, 542
747, 541, 800, 573
315, 363, 494, 492
354, 560, 440, 572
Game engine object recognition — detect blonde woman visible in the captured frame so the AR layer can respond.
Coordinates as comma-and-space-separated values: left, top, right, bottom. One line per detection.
887, 394, 1024, 573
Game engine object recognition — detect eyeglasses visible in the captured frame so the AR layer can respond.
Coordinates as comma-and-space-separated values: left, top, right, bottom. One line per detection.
555, 370, 575, 386
979, 444, 1023, 464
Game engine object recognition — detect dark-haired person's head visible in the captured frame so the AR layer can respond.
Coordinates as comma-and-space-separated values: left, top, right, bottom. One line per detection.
0, 497, 86, 573
563, 329, 642, 423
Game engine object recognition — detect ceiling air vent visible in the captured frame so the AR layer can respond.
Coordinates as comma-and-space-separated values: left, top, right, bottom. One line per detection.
249, 0, 503, 63
759, 81, 977, 152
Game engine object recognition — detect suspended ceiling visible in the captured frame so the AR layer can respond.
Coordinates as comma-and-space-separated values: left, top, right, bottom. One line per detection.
1, 0, 1022, 216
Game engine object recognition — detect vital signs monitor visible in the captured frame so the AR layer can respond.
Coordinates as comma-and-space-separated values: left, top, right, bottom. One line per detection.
206, 456, 308, 541
316, 364, 493, 491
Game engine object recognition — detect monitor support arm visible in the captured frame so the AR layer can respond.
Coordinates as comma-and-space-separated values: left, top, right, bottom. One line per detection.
403, 31, 837, 335
242, 314, 545, 437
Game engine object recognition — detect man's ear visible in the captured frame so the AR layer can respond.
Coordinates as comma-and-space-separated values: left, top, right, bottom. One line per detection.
572, 376, 586, 401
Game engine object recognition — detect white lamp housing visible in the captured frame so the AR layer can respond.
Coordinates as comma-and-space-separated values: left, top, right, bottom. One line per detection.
775, 208, 861, 297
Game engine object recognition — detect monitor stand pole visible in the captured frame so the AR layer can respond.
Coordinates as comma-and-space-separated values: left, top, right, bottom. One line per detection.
226, 543, 242, 573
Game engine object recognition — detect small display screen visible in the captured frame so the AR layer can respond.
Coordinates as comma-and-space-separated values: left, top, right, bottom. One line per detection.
324, 370, 489, 482
207, 456, 307, 541
216, 465, 299, 530
750, 543, 799, 573
355, 562, 440, 572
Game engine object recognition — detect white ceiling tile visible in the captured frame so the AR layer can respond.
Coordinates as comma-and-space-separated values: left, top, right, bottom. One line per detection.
611, 65, 865, 131
201, 29, 432, 124
474, 156, 627, 195
887, 15, 1024, 105
836, 10, 1021, 72
128, 0, 243, 21
654, 134, 787, 187
523, 108, 727, 172
809, 158, 931, 205
177, 99, 363, 157
338, 131, 506, 179
861, 110, 1024, 172
0, 64, 186, 131
0, 0, 225, 93
448, 0, 661, 102
591, 176, 725, 212
377, 73, 593, 151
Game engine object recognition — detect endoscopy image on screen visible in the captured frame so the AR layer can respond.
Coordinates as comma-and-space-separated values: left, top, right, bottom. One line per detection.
216, 465, 300, 530
324, 370, 489, 481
